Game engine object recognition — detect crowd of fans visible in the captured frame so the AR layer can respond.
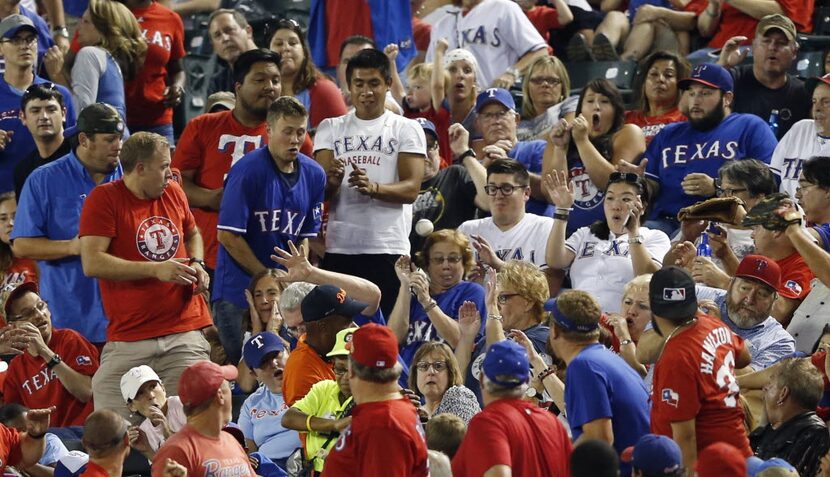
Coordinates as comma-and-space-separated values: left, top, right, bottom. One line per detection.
0, 0, 829, 476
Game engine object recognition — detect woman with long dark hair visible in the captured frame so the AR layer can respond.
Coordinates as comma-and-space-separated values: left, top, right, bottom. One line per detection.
625, 51, 689, 145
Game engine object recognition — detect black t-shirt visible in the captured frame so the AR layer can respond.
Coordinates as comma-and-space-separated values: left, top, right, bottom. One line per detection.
13, 140, 71, 198
730, 65, 810, 140
409, 165, 477, 254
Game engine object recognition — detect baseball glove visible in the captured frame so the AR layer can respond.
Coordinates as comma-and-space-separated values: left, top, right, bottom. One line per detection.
676, 197, 746, 225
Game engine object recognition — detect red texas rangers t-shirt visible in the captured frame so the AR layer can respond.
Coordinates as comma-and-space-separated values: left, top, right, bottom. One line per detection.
651, 313, 752, 456
78, 180, 211, 342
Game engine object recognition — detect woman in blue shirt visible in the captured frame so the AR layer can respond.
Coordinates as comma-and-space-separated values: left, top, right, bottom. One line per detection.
238, 332, 302, 469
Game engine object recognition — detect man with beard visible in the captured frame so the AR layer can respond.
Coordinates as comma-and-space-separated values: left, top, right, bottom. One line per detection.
695, 254, 795, 370
11, 103, 122, 345
717, 14, 809, 140
206, 10, 258, 96
13, 84, 71, 199
79, 132, 212, 414
641, 63, 778, 236
213, 97, 325, 365
173, 49, 285, 279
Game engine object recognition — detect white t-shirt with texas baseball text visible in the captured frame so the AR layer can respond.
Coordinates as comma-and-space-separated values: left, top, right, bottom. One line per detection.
770, 119, 830, 197
458, 213, 554, 268
315, 110, 426, 255
425, 0, 547, 87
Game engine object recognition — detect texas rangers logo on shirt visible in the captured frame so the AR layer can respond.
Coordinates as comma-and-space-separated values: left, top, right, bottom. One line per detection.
784, 279, 802, 296
569, 166, 603, 209
661, 388, 679, 407
136, 216, 181, 261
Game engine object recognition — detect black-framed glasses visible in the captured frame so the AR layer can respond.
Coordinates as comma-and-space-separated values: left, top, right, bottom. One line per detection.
497, 293, 521, 305
714, 178, 748, 197
485, 184, 528, 196
608, 171, 641, 185
415, 361, 447, 373
479, 110, 511, 122
529, 76, 562, 86
1, 35, 37, 47
429, 255, 462, 265
7, 300, 48, 322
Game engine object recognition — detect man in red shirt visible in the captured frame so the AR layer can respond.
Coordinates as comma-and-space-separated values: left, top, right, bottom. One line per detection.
452, 340, 572, 477
0, 281, 97, 427
79, 410, 131, 477
173, 49, 283, 274
649, 266, 753, 469
322, 323, 428, 477
79, 132, 212, 415
152, 361, 255, 477
283, 285, 363, 405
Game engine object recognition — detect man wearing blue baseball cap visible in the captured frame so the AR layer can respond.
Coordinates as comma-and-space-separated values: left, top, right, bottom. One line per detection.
451, 339, 572, 476
547, 290, 650, 477
238, 332, 301, 469
409, 117, 487, 253
621, 433, 684, 477
637, 62, 778, 236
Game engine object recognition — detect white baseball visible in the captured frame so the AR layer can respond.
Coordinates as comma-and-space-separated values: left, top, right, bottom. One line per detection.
415, 219, 434, 237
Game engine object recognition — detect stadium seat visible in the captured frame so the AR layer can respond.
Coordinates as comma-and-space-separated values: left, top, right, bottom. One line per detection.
566, 60, 639, 97
791, 50, 825, 79
182, 54, 217, 122
813, 6, 830, 35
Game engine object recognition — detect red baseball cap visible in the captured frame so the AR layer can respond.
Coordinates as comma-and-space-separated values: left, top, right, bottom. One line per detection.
735, 255, 781, 292
350, 324, 398, 369
695, 442, 746, 476
178, 361, 238, 407
1, 281, 38, 320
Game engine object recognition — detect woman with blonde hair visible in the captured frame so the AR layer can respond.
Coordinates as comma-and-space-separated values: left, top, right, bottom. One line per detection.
518, 55, 577, 141
602, 273, 652, 377
408, 342, 480, 424
455, 260, 552, 404
61, 0, 146, 121
389, 229, 486, 375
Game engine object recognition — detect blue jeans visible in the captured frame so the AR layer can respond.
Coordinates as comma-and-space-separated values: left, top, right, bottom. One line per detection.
213, 300, 246, 365
131, 123, 175, 147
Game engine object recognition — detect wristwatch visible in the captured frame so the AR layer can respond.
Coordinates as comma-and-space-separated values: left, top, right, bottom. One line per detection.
620, 339, 633, 346
454, 149, 476, 165
627, 235, 644, 245
505, 66, 520, 80
52, 26, 69, 39
46, 354, 62, 369
189, 258, 206, 268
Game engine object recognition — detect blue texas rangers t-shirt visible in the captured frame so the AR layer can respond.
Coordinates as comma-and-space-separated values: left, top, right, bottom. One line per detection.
509, 140, 553, 217
214, 147, 326, 308
565, 343, 651, 477
399, 281, 486, 371
0, 76, 76, 193
644, 113, 777, 219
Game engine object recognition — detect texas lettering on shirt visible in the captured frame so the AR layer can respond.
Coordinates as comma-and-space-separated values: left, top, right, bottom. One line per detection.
140, 27, 172, 51
332, 135, 399, 159
658, 140, 740, 168
20, 368, 59, 395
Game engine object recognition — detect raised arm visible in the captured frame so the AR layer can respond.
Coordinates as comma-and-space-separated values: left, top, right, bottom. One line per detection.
387, 256, 415, 343
449, 124, 489, 210
543, 171, 577, 269
384, 44, 406, 105
431, 39, 449, 111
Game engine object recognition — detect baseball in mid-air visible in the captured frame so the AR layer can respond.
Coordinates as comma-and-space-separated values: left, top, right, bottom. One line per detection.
415, 219, 434, 237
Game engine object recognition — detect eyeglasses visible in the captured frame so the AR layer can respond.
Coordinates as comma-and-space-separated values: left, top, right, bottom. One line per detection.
796, 181, 822, 193
484, 184, 528, 196
714, 179, 748, 197
429, 255, 463, 265
608, 171, 642, 185
415, 361, 447, 372
8, 300, 48, 322
479, 110, 511, 122
333, 367, 348, 377
529, 76, 562, 86
497, 293, 521, 304
2, 35, 37, 47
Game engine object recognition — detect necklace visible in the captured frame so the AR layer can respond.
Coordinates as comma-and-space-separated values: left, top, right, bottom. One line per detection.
656, 317, 697, 362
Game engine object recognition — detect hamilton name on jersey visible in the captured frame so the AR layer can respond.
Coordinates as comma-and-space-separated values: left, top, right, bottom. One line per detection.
659, 140, 740, 168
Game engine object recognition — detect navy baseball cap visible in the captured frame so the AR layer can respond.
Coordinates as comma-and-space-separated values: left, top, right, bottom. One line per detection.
64, 103, 125, 138
621, 434, 682, 476
415, 118, 438, 140
747, 457, 798, 477
679, 63, 734, 93
0, 15, 35, 40
300, 284, 367, 323
544, 298, 599, 333
242, 332, 285, 369
649, 266, 698, 321
482, 340, 529, 387
475, 88, 515, 113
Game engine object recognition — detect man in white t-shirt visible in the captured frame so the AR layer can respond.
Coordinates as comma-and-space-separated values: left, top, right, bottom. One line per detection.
458, 159, 555, 272
771, 74, 830, 197
314, 48, 425, 317
425, 0, 548, 89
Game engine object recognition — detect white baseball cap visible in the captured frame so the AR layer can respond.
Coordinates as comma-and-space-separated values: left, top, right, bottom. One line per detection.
120, 365, 161, 402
